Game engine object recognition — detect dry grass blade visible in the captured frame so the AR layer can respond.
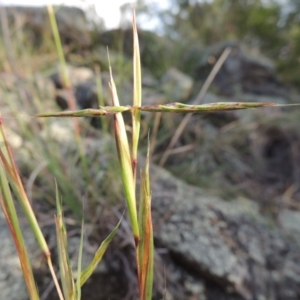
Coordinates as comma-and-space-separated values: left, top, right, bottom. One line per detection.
0, 114, 64, 300
158, 47, 231, 166
138, 142, 154, 300
0, 163, 40, 300
36, 107, 130, 118
140, 101, 282, 112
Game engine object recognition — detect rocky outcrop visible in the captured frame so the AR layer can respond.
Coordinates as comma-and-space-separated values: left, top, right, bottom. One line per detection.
184, 42, 288, 99
2, 6, 91, 47
150, 160, 300, 300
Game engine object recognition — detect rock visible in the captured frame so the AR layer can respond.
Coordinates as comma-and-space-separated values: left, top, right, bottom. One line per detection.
4, 128, 23, 149
40, 118, 76, 144
0, 210, 38, 300
3, 6, 91, 47
150, 161, 300, 300
187, 42, 288, 99
51, 66, 94, 89
280, 209, 300, 240
160, 68, 194, 102
142, 87, 168, 106
50, 65, 97, 110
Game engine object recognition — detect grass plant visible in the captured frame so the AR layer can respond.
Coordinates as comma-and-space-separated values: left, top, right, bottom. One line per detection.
0, 5, 300, 300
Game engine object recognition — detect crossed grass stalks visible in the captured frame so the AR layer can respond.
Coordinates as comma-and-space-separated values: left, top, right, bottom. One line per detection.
0, 7, 299, 300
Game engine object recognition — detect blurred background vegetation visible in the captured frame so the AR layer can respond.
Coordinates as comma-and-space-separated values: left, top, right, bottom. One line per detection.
134, 0, 300, 87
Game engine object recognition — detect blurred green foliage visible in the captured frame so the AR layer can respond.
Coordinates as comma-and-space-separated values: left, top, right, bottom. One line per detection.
138, 0, 300, 87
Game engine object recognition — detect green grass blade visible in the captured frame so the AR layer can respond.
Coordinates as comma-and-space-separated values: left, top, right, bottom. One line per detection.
132, 10, 142, 184
55, 183, 76, 300
138, 141, 154, 300
108, 58, 140, 243
76, 219, 84, 300
47, 5, 70, 89
47, 4, 87, 184
79, 218, 122, 287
